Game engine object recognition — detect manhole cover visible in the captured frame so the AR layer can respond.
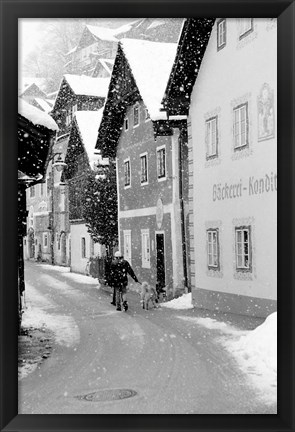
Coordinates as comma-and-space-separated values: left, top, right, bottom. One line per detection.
75, 389, 137, 402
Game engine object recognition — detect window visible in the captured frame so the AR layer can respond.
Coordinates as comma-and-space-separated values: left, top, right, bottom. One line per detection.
43, 233, 48, 249
217, 19, 226, 49
124, 159, 131, 187
145, 107, 150, 121
40, 183, 44, 196
141, 230, 150, 268
60, 192, 65, 212
124, 117, 129, 131
90, 238, 94, 256
81, 237, 86, 258
239, 18, 253, 39
133, 103, 139, 127
235, 226, 251, 271
233, 103, 248, 150
206, 116, 218, 158
140, 153, 148, 184
207, 229, 219, 269
123, 230, 131, 263
29, 207, 34, 227
47, 174, 52, 195
30, 186, 35, 198
157, 146, 166, 179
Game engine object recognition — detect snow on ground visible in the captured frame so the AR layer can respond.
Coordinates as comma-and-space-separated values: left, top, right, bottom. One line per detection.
161, 292, 194, 310
167, 292, 277, 406
37, 264, 99, 286
22, 282, 80, 348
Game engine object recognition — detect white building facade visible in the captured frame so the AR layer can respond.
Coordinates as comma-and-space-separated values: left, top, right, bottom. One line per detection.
188, 18, 277, 317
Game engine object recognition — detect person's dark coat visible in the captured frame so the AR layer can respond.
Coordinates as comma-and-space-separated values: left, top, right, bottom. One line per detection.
109, 259, 139, 288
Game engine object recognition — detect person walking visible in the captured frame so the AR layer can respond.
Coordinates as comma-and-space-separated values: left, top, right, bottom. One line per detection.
109, 251, 140, 311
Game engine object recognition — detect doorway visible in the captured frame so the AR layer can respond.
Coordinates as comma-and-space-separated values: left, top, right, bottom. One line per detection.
156, 233, 165, 289
61, 232, 67, 265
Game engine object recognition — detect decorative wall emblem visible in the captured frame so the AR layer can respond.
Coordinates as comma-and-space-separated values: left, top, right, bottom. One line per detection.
156, 198, 164, 229
258, 83, 275, 141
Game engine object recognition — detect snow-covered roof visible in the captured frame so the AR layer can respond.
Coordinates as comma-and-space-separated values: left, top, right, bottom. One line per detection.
112, 19, 142, 36
66, 45, 77, 56
97, 58, 114, 74
18, 98, 58, 131
120, 39, 178, 120
74, 110, 104, 166
146, 20, 166, 31
86, 25, 118, 42
18, 77, 47, 95
34, 98, 53, 113
64, 74, 110, 98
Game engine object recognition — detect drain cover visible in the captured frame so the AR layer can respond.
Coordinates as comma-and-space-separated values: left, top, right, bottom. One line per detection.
75, 389, 137, 402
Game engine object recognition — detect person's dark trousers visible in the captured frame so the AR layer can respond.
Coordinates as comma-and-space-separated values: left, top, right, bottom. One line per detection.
111, 287, 116, 305
116, 287, 122, 310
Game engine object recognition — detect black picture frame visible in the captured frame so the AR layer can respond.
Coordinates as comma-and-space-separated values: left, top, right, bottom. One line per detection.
1, 0, 294, 431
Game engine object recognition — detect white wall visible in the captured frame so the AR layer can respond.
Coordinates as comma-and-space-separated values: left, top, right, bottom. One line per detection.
70, 223, 104, 274
189, 19, 277, 303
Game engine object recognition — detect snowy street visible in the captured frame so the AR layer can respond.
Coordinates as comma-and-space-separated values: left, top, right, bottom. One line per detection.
19, 261, 276, 414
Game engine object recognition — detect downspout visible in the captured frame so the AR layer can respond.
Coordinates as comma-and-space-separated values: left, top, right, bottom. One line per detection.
178, 127, 189, 292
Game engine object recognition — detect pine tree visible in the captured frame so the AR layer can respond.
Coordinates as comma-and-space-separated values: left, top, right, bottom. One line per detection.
82, 162, 118, 256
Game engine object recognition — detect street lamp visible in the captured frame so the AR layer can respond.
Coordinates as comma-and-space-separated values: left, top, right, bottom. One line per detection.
49, 152, 67, 265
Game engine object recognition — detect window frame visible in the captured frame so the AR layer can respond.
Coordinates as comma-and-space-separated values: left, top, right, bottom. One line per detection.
233, 102, 249, 150
207, 229, 220, 270
141, 229, 151, 268
156, 145, 166, 181
140, 152, 148, 185
206, 116, 218, 159
30, 185, 35, 198
124, 117, 129, 131
124, 158, 131, 188
239, 18, 254, 39
81, 237, 86, 258
217, 19, 226, 50
145, 107, 150, 122
123, 230, 132, 263
43, 232, 48, 249
133, 103, 140, 128
235, 226, 252, 272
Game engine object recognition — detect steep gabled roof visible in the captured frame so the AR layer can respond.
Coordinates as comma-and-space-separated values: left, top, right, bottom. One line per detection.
18, 98, 58, 131
120, 38, 177, 120
85, 24, 119, 42
64, 74, 110, 97
112, 19, 143, 37
95, 39, 178, 157
34, 98, 53, 113
74, 110, 104, 167
162, 18, 215, 116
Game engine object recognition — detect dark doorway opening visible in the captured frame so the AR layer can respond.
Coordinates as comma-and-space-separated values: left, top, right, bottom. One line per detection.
156, 233, 165, 288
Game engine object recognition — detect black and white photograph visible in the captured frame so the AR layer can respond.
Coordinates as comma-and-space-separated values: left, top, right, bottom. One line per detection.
17, 16, 278, 415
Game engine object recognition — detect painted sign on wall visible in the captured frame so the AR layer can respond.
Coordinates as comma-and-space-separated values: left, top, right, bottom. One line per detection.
213, 172, 277, 201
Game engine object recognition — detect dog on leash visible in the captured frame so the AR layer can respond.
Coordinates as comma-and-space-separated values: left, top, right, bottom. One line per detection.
140, 281, 158, 310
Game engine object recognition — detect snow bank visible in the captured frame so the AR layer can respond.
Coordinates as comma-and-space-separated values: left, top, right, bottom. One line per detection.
179, 312, 277, 405
161, 292, 194, 310
18, 98, 58, 131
